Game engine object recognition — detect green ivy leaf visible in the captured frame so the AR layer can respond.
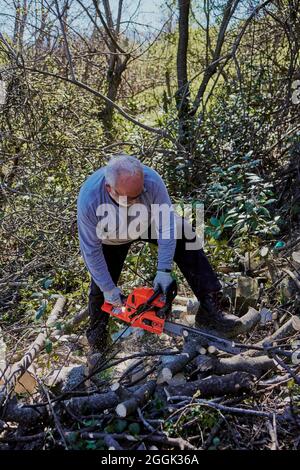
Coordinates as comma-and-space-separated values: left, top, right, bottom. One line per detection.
212, 437, 221, 446
212, 229, 222, 240
86, 440, 97, 450
31, 292, 43, 299
114, 419, 127, 433
35, 300, 48, 320
274, 241, 285, 250
45, 339, 52, 354
210, 217, 220, 227
258, 207, 271, 218
43, 279, 53, 289
128, 423, 141, 435
104, 424, 115, 433
265, 199, 277, 205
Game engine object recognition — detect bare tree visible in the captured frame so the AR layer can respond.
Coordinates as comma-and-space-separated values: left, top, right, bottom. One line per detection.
13, 0, 29, 52
91, 0, 130, 133
174, 0, 278, 165
176, 0, 192, 151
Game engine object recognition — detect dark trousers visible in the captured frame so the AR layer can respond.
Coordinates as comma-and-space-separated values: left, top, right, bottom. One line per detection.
87, 223, 221, 352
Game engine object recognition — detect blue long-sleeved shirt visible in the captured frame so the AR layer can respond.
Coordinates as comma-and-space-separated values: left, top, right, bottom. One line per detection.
77, 164, 176, 292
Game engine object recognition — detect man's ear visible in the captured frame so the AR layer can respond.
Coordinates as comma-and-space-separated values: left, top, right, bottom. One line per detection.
105, 183, 112, 193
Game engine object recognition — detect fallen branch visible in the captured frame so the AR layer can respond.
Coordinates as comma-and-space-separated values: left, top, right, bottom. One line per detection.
232, 307, 261, 335
64, 391, 119, 415
247, 316, 300, 357
200, 355, 277, 377
116, 380, 156, 417
166, 371, 254, 397
0, 397, 47, 426
271, 354, 300, 386
157, 341, 199, 384
0, 296, 66, 400
168, 397, 272, 419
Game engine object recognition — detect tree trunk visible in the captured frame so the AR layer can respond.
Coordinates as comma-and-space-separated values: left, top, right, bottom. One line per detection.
176, 0, 195, 155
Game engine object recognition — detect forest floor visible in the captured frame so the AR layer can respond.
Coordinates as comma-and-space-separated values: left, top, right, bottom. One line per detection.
1, 226, 300, 450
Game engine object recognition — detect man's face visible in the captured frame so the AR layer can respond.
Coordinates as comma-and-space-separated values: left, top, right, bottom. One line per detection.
106, 171, 144, 206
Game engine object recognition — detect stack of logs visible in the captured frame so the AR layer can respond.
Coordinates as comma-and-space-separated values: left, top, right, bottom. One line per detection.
0, 295, 300, 450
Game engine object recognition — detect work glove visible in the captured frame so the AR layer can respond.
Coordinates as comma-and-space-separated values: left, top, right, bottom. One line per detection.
153, 271, 173, 295
103, 286, 124, 307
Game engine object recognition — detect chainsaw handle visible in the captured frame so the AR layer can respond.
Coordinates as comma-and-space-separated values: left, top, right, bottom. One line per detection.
152, 279, 177, 301
145, 279, 177, 306
165, 279, 177, 304
154, 279, 177, 319
146, 286, 162, 304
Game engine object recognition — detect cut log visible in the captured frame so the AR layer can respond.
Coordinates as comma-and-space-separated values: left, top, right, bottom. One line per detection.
238, 307, 261, 331
65, 391, 119, 415
209, 355, 276, 377
116, 380, 156, 418
167, 371, 254, 397
157, 341, 199, 384
167, 373, 186, 386
110, 382, 122, 392
193, 355, 214, 373
226, 307, 261, 336
110, 382, 132, 401
5, 367, 37, 394
0, 396, 47, 426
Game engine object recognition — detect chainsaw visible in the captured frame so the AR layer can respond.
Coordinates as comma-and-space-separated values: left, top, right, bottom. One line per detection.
102, 280, 243, 355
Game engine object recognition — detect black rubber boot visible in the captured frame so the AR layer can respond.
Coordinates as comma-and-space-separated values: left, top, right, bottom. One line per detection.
87, 285, 111, 353
195, 292, 242, 335
86, 290, 111, 380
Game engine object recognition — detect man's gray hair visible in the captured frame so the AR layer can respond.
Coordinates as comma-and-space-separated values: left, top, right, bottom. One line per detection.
105, 154, 143, 187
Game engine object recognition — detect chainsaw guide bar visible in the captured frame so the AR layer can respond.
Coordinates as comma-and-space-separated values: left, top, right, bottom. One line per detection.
102, 283, 242, 355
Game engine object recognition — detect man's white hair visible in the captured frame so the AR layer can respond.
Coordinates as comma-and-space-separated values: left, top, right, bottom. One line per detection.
105, 154, 143, 187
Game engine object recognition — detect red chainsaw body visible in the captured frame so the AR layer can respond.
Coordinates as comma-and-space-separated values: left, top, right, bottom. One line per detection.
102, 286, 166, 334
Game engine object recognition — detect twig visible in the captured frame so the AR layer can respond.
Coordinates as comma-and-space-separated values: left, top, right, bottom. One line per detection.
38, 378, 69, 450
271, 354, 300, 386
167, 397, 273, 419
267, 413, 279, 450
54, 0, 76, 80
137, 407, 156, 433
282, 268, 300, 291
77, 431, 196, 450
0, 432, 46, 443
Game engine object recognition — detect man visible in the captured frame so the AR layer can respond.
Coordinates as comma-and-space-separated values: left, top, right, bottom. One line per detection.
77, 154, 240, 366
